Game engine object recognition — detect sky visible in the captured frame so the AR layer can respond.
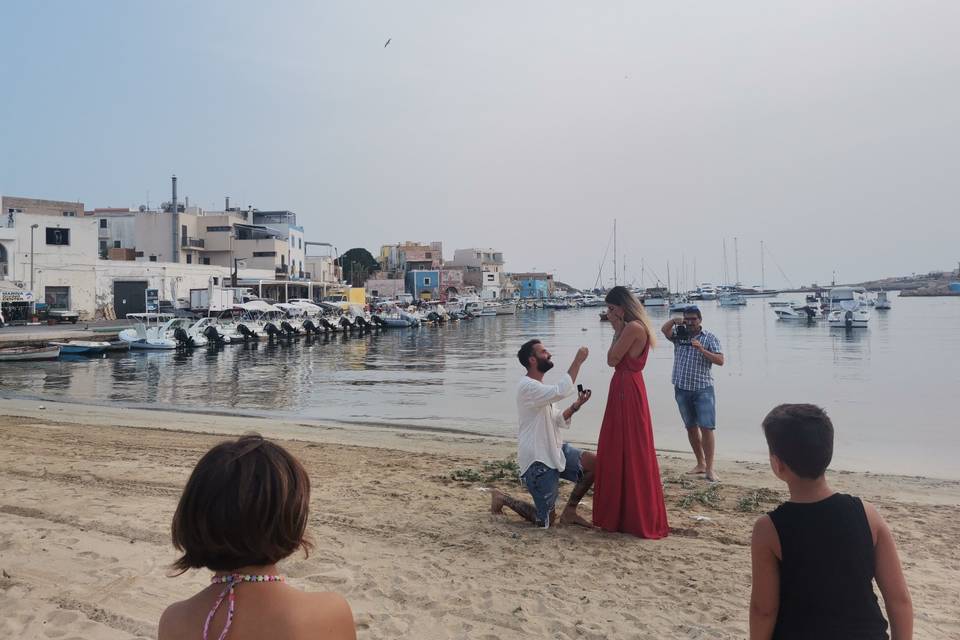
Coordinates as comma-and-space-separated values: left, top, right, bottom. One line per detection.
1, 1, 958, 290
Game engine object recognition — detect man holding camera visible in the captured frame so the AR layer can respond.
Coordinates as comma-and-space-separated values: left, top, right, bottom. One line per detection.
490, 339, 595, 528
661, 306, 724, 482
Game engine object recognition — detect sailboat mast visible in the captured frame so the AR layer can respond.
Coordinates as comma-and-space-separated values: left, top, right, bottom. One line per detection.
734, 236, 740, 286
666, 261, 671, 294
760, 240, 765, 291
722, 239, 728, 285
613, 219, 617, 288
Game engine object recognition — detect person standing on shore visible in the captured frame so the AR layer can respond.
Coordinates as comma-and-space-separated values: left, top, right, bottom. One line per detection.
592, 286, 669, 539
750, 404, 913, 639
661, 306, 724, 482
490, 340, 595, 528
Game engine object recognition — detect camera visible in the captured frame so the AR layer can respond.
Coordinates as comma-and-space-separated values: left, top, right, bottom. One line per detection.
674, 323, 691, 342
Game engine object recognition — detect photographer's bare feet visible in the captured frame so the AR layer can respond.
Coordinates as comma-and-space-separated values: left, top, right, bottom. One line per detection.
686, 465, 706, 475
705, 469, 720, 483
490, 489, 506, 514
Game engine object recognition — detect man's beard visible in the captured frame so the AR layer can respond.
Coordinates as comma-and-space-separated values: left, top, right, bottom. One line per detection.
536, 356, 554, 373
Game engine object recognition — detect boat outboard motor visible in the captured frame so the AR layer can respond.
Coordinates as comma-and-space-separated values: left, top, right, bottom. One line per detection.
237, 324, 256, 341
339, 316, 355, 331
281, 320, 298, 335
303, 319, 317, 335
426, 311, 440, 323
354, 316, 371, 331
203, 325, 224, 345
265, 322, 282, 338
319, 318, 336, 333
845, 310, 854, 329
173, 327, 195, 348
371, 315, 385, 327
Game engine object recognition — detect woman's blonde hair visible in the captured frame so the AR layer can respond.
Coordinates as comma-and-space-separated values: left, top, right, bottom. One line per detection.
605, 286, 657, 348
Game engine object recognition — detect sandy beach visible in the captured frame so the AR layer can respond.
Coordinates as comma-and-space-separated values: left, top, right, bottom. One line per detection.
1, 399, 958, 639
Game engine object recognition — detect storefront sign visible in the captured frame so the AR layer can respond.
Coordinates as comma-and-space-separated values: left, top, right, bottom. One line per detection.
0, 289, 34, 303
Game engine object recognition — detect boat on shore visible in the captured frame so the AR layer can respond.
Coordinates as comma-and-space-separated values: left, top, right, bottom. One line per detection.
0, 345, 61, 361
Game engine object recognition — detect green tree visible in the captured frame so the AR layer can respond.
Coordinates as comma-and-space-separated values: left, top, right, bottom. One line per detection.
336, 247, 378, 286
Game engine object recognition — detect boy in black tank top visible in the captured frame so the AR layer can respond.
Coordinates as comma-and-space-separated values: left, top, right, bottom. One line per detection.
749, 404, 913, 640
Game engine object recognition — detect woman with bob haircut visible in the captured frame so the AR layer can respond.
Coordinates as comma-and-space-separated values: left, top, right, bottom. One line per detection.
159, 434, 355, 640
592, 286, 669, 538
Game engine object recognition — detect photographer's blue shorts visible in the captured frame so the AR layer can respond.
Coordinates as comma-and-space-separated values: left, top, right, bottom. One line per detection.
675, 385, 716, 429
520, 443, 583, 528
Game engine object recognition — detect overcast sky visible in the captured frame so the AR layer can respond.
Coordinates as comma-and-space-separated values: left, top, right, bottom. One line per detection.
2, 1, 957, 289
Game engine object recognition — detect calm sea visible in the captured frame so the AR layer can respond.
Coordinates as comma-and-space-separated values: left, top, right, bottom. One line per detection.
2, 294, 958, 478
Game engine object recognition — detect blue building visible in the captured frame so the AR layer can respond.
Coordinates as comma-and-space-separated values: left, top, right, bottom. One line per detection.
406, 269, 440, 300
513, 272, 553, 299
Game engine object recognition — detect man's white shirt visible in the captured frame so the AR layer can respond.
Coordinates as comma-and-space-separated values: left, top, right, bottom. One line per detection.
516, 373, 574, 476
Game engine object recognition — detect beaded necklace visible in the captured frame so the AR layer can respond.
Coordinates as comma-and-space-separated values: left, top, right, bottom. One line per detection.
204, 573, 285, 640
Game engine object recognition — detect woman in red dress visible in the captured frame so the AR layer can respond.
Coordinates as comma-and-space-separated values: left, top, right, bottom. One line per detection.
592, 286, 669, 538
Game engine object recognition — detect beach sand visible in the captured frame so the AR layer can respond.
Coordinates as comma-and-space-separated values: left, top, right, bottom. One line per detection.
1, 399, 958, 639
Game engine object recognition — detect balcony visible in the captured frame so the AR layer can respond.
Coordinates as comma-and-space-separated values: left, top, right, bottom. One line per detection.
181, 237, 205, 248
98, 228, 110, 239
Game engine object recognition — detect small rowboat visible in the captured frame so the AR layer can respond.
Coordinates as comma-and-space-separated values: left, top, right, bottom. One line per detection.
49, 340, 112, 355
0, 345, 61, 362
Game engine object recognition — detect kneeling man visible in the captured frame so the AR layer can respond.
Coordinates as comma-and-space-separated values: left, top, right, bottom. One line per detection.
491, 339, 595, 528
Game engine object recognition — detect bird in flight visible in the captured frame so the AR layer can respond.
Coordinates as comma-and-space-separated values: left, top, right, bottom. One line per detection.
384, 38, 391, 48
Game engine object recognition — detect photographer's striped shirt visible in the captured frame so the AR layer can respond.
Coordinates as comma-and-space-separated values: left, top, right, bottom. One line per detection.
670, 328, 722, 390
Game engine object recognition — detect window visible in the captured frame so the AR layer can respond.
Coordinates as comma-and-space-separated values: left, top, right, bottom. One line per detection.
186, 254, 192, 264
45, 286, 70, 310
99, 240, 108, 257
298, 238, 302, 249
253, 251, 276, 257
212, 277, 219, 285
135, 251, 144, 257
425, 252, 432, 259
114, 241, 121, 248
46, 228, 70, 245
149, 255, 157, 262
206, 226, 232, 232
423, 277, 431, 285
62, 211, 76, 217
202, 257, 210, 265
99, 219, 107, 229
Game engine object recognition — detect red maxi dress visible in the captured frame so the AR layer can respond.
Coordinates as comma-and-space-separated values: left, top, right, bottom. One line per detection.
592, 344, 669, 538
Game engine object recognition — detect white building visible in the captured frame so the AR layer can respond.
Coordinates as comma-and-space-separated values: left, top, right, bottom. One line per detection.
1, 196, 98, 315
449, 247, 505, 299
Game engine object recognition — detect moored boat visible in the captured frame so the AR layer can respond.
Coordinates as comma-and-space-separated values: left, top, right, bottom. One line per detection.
49, 340, 112, 355
0, 345, 61, 361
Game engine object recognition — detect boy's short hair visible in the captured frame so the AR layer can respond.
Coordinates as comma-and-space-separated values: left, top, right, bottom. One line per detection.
762, 404, 834, 479
517, 339, 541, 368
171, 434, 312, 573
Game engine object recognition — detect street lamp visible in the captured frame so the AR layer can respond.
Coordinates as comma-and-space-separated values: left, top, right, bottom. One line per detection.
29, 224, 39, 293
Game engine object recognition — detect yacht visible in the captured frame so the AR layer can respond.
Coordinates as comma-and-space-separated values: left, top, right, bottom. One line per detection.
641, 287, 669, 307
826, 287, 870, 329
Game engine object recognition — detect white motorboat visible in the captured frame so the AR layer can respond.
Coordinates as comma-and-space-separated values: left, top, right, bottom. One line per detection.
494, 302, 516, 315
694, 284, 719, 300
580, 295, 605, 307
827, 287, 870, 329
668, 295, 692, 312
642, 287, 669, 307
874, 290, 892, 310
118, 314, 179, 350
718, 292, 747, 307
773, 304, 820, 321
